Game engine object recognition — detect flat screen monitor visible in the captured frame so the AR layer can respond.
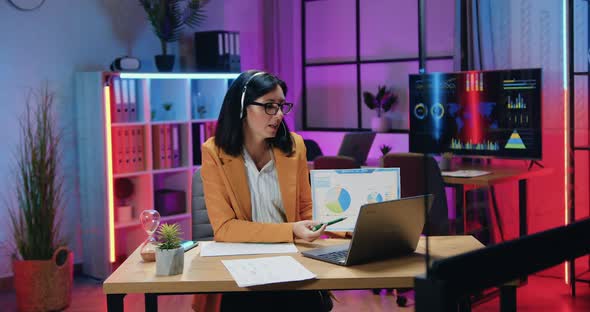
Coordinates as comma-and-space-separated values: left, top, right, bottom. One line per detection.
408, 68, 542, 160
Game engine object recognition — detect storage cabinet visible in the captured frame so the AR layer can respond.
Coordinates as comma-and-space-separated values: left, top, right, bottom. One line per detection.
76, 72, 237, 279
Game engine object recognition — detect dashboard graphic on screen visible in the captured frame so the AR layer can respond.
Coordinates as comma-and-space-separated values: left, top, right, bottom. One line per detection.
409, 68, 542, 160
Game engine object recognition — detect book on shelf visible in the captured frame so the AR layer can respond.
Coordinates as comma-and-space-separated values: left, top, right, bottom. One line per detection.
172, 124, 181, 168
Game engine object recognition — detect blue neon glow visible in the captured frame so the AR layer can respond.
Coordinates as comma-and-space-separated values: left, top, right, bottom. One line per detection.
432, 73, 442, 140
119, 72, 240, 79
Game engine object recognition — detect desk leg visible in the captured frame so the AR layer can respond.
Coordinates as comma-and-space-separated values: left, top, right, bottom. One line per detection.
107, 294, 126, 312
145, 294, 158, 312
500, 285, 517, 312
518, 180, 527, 237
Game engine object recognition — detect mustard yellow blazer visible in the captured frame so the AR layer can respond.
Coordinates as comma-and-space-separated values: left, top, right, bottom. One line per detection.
193, 133, 312, 312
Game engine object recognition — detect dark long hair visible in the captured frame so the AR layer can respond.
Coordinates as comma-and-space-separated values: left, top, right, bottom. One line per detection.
214, 70, 294, 157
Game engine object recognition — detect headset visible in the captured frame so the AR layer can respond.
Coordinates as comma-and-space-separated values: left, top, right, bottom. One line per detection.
239, 71, 290, 141
240, 71, 266, 119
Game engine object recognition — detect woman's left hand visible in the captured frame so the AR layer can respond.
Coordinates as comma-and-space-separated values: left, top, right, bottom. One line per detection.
293, 220, 326, 242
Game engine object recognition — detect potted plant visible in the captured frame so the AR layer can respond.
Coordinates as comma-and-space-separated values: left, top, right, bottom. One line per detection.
114, 178, 135, 222
363, 85, 398, 132
439, 152, 453, 171
139, 0, 209, 72
379, 144, 392, 157
7, 86, 73, 311
162, 102, 174, 120
155, 223, 184, 276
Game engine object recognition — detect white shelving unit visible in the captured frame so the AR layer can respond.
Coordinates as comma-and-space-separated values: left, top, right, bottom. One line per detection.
76, 71, 237, 279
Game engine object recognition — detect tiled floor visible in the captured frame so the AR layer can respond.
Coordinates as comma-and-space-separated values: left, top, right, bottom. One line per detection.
0, 274, 588, 311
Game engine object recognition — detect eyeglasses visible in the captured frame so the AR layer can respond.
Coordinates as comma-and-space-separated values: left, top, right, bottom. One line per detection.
249, 102, 293, 115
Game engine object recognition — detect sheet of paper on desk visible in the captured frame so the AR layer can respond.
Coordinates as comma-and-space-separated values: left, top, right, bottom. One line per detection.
441, 170, 491, 178
199, 242, 298, 257
222, 256, 316, 287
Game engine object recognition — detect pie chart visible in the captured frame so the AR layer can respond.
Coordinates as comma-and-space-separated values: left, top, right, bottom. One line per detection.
367, 192, 383, 203
325, 187, 351, 213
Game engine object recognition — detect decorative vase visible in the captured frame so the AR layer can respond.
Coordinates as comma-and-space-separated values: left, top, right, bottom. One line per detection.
439, 157, 453, 171
155, 55, 175, 72
12, 247, 73, 311
156, 247, 184, 276
371, 116, 391, 132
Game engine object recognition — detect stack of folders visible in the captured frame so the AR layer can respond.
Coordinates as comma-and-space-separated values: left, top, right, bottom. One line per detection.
152, 124, 182, 170
110, 77, 139, 123
112, 126, 145, 173
191, 121, 217, 165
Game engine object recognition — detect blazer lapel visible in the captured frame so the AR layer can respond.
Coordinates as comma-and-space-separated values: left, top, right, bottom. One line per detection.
273, 148, 299, 222
219, 151, 252, 220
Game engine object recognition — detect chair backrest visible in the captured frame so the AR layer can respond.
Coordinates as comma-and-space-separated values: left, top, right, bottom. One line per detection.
382, 153, 449, 235
313, 155, 360, 170
191, 168, 214, 241
304, 139, 324, 161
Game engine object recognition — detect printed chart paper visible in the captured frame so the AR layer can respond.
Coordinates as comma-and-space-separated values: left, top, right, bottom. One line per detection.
310, 168, 400, 231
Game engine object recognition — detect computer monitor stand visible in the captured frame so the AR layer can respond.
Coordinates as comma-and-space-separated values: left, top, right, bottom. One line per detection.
528, 160, 544, 171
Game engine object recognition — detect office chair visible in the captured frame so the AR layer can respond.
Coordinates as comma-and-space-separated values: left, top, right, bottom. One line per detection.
313, 155, 359, 170
381, 153, 450, 236
304, 139, 324, 161
378, 153, 450, 306
191, 168, 214, 241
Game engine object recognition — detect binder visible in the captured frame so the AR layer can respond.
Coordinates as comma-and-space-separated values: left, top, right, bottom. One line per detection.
112, 78, 123, 123
172, 124, 181, 168
123, 128, 131, 172
152, 125, 162, 169
128, 80, 137, 122
160, 125, 168, 169
121, 79, 130, 122
136, 126, 144, 171
113, 128, 124, 173
130, 128, 137, 171
165, 124, 173, 168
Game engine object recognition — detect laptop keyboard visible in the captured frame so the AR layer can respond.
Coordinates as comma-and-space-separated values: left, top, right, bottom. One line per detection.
319, 250, 348, 263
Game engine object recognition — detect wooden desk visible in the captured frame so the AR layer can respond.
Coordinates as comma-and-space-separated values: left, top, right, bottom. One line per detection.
443, 166, 552, 240
104, 236, 483, 311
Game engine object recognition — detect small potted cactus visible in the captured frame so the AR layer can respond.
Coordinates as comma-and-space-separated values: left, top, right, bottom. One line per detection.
155, 223, 184, 276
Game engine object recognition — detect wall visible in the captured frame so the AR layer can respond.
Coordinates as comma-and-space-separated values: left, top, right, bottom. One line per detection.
276, 0, 455, 156
0, 0, 265, 279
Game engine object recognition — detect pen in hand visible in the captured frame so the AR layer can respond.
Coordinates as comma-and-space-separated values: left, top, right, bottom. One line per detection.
312, 217, 347, 231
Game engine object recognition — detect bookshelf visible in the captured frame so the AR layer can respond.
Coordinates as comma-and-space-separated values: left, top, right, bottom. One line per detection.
75, 71, 237, 279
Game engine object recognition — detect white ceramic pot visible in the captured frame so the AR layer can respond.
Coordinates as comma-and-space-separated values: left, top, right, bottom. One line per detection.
371, 116, 391, 132
155, 247, 184, 276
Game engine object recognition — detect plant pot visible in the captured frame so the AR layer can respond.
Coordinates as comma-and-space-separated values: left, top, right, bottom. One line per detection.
155, 54, 175, 72
439, 157, 453, 171
156, 247, 184, 276
12, 246, 73, 312
371, 116, 391, 133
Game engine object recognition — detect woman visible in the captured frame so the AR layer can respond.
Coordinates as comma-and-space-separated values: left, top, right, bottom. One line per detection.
193, 70, 332, 312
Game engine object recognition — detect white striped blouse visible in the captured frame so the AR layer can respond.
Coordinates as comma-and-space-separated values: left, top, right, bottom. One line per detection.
243, 148, 287, 224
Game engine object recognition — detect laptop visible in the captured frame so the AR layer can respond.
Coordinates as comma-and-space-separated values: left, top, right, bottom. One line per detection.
337, 132, 376, 166
302, 195, 433, 266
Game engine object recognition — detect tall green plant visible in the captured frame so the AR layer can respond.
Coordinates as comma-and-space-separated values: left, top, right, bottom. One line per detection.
139, 0, 209, 55
8, 86, 64, 260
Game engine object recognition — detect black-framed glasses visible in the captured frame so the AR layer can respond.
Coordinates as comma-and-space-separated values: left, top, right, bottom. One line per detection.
249, 102, 293, 115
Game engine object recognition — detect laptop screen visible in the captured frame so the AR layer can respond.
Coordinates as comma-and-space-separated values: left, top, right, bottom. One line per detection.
337, 132, 376, 166
310, 168, 400, 231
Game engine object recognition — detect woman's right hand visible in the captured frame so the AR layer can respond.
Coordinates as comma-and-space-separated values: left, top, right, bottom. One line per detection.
293, 220, 326, 242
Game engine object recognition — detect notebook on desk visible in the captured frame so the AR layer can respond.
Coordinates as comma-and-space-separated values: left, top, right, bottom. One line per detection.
441, 170, 491, 178
302, 195, 433, 266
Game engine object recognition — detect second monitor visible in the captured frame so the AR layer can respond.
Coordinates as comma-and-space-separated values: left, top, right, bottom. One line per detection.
337, 132, 376, 166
